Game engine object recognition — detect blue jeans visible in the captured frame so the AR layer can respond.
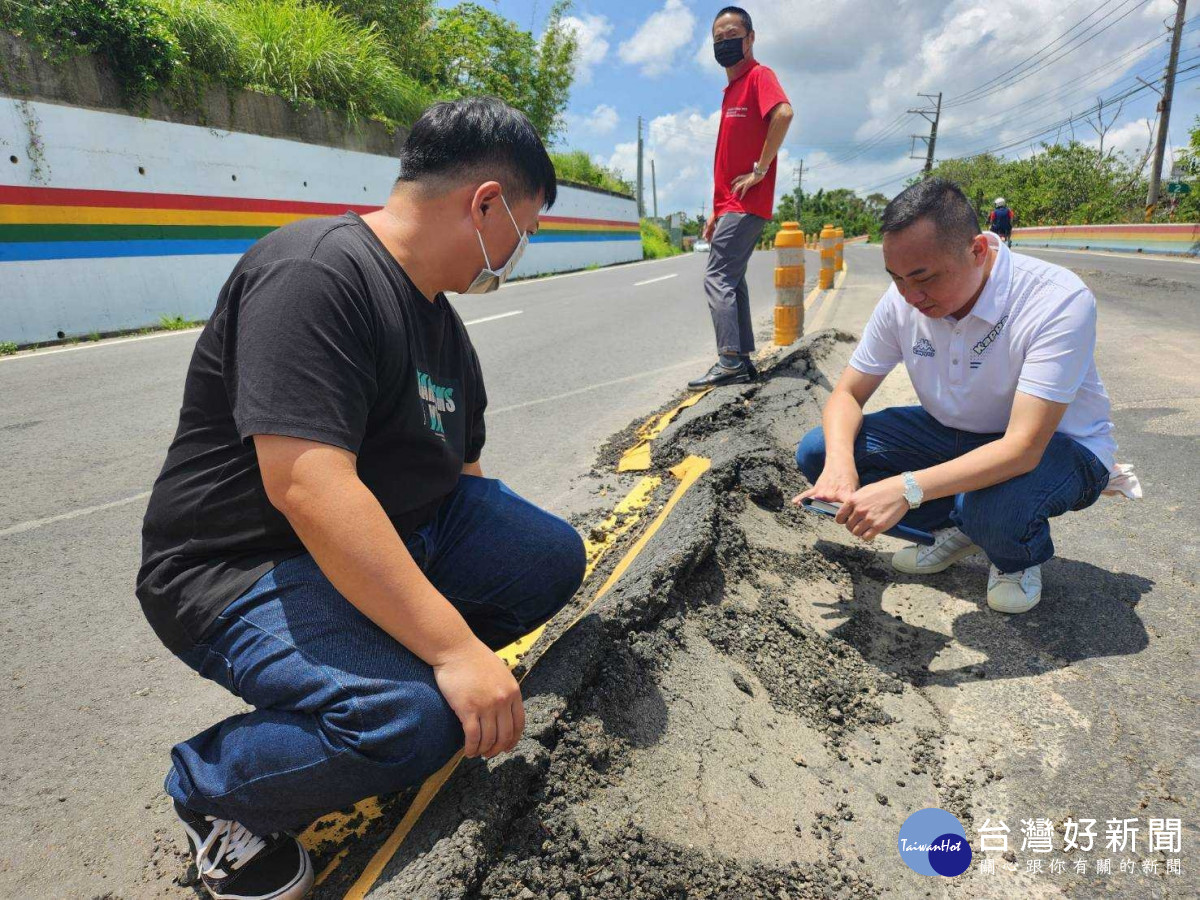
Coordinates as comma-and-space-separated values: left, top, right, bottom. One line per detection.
795, 406, 1110, 574
164, 475, 585, 835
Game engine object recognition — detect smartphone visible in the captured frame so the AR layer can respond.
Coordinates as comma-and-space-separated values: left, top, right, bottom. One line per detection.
800, 498, 935, 546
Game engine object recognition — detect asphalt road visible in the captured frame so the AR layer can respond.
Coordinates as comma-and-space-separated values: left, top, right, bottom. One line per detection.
821, 243, 1200, 898
3, 240, 1197, 897
0, 246, 793, 898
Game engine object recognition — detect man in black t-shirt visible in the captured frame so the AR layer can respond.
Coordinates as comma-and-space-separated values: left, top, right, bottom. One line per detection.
137, 98, 585, 899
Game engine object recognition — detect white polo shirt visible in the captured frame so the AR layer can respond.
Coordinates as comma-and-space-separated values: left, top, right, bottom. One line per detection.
849, 233, 1117, 470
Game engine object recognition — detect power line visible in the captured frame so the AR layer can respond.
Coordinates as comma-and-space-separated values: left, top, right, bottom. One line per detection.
944, 0, 1157, 109
945, 0, 1131, 107
944, 59, 1200, 161
945, 23, 1187, 140
944, 49, 1200, 158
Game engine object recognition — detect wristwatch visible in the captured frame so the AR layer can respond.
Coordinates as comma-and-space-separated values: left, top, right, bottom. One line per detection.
753, 161, 766, 177
901, 472, 924, 509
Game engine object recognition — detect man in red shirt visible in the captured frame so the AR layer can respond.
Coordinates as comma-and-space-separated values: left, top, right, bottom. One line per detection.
689, 5, 793, 390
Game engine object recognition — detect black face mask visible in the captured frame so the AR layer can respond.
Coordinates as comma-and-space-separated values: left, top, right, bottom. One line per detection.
714, 36, 745, 68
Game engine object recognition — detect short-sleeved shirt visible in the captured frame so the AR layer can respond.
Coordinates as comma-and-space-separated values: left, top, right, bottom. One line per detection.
849, 233, 1117, 469
137, 212, 487, 654
713, 61, 789, 220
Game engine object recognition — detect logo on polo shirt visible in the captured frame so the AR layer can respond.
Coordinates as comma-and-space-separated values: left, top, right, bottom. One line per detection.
970, 315, 1009, 370
725, 106, 749, 118
912, 338, 936, 358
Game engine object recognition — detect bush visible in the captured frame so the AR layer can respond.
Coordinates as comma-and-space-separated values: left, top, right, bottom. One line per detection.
550, 150, 634, 197
14, 0, 182, 99
640, 219, 680, 259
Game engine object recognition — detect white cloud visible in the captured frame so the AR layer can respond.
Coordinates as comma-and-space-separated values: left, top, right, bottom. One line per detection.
618, 0, 697, 78
598, 0, 1198, 212
581, 103, 620, 136
560, 13, 612, 85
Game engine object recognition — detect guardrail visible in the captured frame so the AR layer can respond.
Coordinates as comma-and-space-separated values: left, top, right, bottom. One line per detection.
1013, 223, 1200, 257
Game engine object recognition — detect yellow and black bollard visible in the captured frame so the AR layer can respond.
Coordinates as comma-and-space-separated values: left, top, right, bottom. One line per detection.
834, 226, 844, 272
773, 222, 805, 345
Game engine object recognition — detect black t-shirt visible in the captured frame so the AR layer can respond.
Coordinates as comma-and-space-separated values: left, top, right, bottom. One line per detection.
137, 212, 487, 654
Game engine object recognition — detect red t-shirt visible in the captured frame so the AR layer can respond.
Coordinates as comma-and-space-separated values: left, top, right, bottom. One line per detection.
713, 61, 789, 220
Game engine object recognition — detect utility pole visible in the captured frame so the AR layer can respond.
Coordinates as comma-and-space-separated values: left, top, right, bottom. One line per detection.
1146, 0, 1188, 219
909, 91, 943, 175
793, 160, 804, 212
651, 158, 659, 219
636, 116, 645, 218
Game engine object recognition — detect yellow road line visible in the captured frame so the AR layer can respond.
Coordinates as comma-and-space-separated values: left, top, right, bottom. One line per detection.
306, 471, 662, 883
340, 455, 712, 899
618, 391, 711, 472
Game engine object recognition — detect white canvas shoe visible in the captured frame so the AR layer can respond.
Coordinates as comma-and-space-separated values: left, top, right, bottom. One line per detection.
891, 527, 981, 575
987, 564, 1042, 614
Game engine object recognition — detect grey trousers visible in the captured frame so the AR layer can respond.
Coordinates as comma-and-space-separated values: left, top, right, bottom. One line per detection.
704, 212, 767, 356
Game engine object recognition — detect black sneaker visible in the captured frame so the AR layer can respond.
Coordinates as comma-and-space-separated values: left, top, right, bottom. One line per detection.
688, 361, 754, 391
175, 801, 313, 900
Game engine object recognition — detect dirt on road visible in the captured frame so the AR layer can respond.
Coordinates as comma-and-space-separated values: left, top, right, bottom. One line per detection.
327, 327, 1188, 900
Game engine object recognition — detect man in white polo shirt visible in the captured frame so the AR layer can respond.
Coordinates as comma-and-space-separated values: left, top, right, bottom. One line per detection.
795, 178, 1117, 614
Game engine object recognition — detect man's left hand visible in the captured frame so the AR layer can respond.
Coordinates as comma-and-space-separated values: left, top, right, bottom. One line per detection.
835, 476, 910, 542
731, 169, 765, 199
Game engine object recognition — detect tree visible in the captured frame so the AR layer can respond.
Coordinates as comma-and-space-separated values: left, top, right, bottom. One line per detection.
423, 0, 576, 141
1172, 116, 1200, 221
926, 143, 1150, 226
325, 0, 436, 81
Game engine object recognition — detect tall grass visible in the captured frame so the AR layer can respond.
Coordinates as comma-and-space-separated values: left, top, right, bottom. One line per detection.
155, 0, 244, 83
191, 0, 433, 125
549, 150, 633, 197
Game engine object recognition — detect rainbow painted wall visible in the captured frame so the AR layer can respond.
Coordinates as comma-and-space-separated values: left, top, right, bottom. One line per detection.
0, 185, 639, 263
1013, 223, 1200, 257
1, 98, 641, 345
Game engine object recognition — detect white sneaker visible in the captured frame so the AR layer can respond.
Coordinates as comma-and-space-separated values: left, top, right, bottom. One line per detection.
891, 527, 981, 575
987, 564, 1042, 614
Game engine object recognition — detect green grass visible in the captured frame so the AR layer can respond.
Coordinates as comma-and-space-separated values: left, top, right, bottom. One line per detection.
549, 150, 634, 197
0, 341, 18, 356
158, 314, 200, 330
640, 219, 681, 260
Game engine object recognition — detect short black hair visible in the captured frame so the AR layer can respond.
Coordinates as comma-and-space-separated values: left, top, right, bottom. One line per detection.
714, 6, 752, 32
397, 97, 557, 209
880, 177, 980, 246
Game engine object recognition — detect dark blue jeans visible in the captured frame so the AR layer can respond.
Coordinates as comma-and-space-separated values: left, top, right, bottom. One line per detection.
164, 475, 585, 835
795, 406, 1110, 574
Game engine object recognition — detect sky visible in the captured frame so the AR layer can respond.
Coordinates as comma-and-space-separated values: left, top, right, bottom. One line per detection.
443, 0, 1200, 220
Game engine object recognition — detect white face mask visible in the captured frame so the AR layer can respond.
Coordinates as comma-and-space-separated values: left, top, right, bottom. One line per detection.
464, 194, 528, 294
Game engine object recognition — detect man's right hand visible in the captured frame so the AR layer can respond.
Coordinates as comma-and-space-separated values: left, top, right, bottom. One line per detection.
433, 638, 525, 759
703, 213, 717, 242
794, 461, 860, 506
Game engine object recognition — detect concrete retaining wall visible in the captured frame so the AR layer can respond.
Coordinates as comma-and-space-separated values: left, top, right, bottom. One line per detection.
1013, 223, 1200, 257
0, 35, 641, 345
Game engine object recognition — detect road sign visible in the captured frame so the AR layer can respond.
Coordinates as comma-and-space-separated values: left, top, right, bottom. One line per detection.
1166, 181, 1191, 196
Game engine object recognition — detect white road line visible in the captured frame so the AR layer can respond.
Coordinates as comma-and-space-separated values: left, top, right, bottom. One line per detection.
464, 310, 523, 326
634, 273, 679, 287
0, 491, 152, 539
0, 327, 203, 364
489, 357, 710, 415
498, 253, 692, 290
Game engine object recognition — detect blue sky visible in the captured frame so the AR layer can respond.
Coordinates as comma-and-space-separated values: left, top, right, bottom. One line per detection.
443, 1, 1200, 220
